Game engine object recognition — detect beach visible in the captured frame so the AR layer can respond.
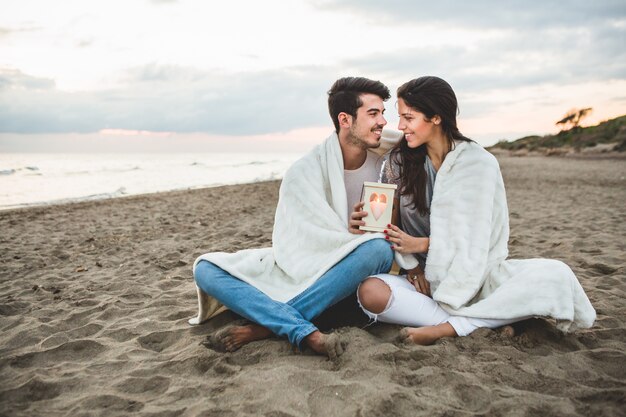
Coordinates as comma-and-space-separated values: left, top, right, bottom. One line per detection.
1, 154, 624, 417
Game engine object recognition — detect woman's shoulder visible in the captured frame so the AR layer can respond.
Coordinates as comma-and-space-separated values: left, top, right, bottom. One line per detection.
457, 140, 498, 166
439, 140, 499, 177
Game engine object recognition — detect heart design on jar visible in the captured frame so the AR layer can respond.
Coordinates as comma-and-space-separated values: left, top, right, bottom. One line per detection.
369, 192, 387, 221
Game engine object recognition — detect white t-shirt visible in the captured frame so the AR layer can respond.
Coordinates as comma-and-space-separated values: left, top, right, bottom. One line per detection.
344, 151, 384, 222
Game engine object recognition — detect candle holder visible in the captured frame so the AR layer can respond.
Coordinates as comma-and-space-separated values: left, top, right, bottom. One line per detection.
359, 181, 397, 232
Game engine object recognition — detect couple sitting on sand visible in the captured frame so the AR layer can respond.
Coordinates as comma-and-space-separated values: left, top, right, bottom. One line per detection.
190, 76, 596, 358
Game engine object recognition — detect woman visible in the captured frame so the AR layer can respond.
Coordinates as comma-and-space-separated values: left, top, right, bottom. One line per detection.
357, 76, 596, 345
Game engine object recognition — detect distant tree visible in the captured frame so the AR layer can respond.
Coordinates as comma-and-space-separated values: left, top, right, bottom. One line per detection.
556, 107, 593, 132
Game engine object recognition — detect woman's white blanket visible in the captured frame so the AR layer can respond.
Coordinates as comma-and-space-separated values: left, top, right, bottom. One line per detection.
190, 131, 416, 324
426, 141, 596, 332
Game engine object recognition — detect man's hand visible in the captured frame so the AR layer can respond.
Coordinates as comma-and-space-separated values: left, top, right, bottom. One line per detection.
406, 266, 431, 297
349, 202, 367, 235
384, 224, 429, 254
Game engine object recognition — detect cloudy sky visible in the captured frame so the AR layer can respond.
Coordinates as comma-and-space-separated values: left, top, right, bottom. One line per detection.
1, 0, 625, 152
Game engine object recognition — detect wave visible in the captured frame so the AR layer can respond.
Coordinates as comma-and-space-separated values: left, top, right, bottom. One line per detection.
83, 187, 128, 200
0, 187, 128, 211
64, 166, 141, 176
0, 153, 300, 210
190, 160, 279, 168
0, 166, 40, 176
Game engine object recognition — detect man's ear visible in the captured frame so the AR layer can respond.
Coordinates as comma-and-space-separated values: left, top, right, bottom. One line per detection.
338, 112, 352, 129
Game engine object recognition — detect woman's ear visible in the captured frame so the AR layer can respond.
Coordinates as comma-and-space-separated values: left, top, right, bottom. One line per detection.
433, 115, 442, 125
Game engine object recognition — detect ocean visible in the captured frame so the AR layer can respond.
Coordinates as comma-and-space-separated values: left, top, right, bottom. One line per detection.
0, 153, 304, 210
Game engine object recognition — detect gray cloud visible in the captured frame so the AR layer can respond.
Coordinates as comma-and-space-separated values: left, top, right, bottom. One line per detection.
2, 2, 625, 135
312, 0, 626, 29
342, 19, 626, 118
0, 69, 56, 90
0, 65, 336, 134
77, 38, 94, 48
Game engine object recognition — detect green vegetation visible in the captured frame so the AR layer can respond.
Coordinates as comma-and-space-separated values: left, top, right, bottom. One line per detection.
489, 115, 626, 152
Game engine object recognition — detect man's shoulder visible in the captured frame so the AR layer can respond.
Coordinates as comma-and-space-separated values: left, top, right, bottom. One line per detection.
284, 145, 323, 178
367, 150, 386, 171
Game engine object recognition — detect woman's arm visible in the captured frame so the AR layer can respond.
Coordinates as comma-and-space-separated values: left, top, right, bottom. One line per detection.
384, 223, 429, 254
405, 265, 431, 297
385, 223, 431, 296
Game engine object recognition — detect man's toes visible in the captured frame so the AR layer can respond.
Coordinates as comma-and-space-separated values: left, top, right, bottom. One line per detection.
324, 333, 345, 360
203, 327, 235, 352
499, 325, 515, 338
224, 342, 239, 352
223, 335, 241, 352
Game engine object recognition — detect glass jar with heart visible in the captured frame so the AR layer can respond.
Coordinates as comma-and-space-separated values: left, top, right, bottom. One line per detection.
359, 181, 397, 232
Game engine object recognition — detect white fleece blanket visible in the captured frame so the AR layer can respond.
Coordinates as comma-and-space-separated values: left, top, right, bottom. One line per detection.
190, 131, 416, 323
425, 141, 596, 332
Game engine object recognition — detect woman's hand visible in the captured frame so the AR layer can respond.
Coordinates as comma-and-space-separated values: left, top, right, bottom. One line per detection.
405, 266, 431, 297
384, 224, 429, 254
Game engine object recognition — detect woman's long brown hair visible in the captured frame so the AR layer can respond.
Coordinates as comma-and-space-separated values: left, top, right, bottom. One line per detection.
392, 76, 472, 215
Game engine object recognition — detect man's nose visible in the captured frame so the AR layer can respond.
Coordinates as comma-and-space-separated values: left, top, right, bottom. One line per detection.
379, 115, 387, 126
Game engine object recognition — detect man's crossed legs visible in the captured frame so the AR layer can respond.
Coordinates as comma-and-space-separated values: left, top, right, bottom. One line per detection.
194, 239, 393, 355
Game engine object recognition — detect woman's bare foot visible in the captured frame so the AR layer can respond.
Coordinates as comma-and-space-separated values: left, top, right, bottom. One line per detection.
400, 323, 457, 346
206, 323, 272, 352
304, 331, 345, 359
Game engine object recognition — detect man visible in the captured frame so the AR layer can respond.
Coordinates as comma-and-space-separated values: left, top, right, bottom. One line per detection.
191, 77, 396, 358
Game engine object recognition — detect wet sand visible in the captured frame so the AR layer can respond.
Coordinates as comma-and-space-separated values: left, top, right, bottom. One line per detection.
1, 154, 624, 416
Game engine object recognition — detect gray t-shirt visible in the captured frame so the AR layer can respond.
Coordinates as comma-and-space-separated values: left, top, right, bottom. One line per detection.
344, 151, 384, 222
381, 153, 437, 267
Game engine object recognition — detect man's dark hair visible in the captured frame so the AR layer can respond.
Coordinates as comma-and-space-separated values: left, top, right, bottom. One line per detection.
327, 77, 390, 133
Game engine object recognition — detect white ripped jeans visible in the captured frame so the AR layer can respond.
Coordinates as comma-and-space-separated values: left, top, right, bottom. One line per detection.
357, 273, 521, 336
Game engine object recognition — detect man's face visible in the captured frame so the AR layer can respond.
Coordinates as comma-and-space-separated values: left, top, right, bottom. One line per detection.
346, 93, 387, 149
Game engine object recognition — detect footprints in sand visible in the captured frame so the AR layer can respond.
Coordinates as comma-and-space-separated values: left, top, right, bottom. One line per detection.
40, 323, 103, 348
10, 340, 107, 369
114, 376, 170, 395
307, 384, 361, 416
73, 394, 144, 413
589, 263, 618, 275
137, 330, 186, 353
0, 377, 62, 403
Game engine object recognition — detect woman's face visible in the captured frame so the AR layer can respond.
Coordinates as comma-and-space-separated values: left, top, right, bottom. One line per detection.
397, 98, 438, 149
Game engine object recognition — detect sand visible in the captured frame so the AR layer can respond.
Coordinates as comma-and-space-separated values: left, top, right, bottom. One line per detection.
1, 154, 624, 417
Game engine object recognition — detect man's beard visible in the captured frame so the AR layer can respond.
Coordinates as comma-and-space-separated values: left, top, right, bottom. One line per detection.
347, 126, 382, 149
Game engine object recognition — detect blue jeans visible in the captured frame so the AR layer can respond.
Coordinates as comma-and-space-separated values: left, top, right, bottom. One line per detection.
194, 239, 393, 347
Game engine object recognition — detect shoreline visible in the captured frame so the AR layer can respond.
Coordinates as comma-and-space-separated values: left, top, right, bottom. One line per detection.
1, 155, 624, 416
4, 150, 625, 213
0, 178, 282, 213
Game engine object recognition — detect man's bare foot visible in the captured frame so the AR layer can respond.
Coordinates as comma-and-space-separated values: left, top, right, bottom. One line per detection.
304, 331, 345, 359
400, 323, 457, 346
205, 323, 272, 352
498, 325, 516, 338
